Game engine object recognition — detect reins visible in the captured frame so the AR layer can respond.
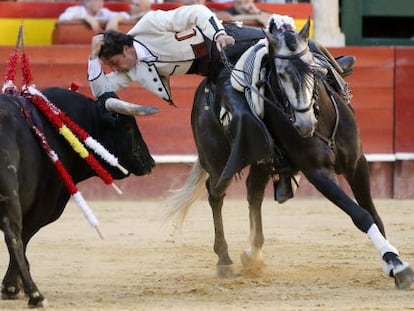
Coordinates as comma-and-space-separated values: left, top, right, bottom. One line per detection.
273, 46, 309, 60
219, 43, 317, 121
219, 49, 285, 114
314, 82, 340, 150
219, 42, 340, 150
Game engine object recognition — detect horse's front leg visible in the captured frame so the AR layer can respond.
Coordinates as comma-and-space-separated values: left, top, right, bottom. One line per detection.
305, 168, 414, 289
240, 164, 270, 269
207, 177, 234, 278
345, 155, 385, 235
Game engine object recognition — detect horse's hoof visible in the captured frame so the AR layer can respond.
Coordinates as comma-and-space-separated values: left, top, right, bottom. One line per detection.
1, 286, 22, 300
240, 250, 264, 268
393, 265, 414, 290
28, 292, 47, 308
216, 264, 234, 278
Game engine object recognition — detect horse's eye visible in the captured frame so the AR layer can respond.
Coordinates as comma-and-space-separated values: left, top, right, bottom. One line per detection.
279, 73, 288, 82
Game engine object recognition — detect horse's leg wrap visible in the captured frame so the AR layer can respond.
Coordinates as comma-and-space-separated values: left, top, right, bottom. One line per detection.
366, 224, 412, 281
367, 224, 399, 258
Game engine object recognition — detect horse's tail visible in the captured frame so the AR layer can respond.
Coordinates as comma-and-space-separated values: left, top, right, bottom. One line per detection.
164, 157, 208, 232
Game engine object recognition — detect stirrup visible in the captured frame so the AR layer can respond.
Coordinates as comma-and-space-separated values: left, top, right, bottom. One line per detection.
273, 174, 296, 204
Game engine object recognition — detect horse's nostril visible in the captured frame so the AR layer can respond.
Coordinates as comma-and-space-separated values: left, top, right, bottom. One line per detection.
293, 123, 314, 138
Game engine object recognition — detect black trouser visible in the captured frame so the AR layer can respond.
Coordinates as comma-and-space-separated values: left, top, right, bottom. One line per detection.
215, 70, 274, 184
191, 24, 274, 183
188, 23, 265, 80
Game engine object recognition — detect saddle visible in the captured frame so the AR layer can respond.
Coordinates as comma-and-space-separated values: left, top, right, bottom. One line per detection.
228, 39, 297, 204
225, 39, 355, 204
229, 38, 268, 120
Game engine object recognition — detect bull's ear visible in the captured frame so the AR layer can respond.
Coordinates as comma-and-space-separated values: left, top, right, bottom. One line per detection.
299, 18, 311, 40
105, 98, 159, 116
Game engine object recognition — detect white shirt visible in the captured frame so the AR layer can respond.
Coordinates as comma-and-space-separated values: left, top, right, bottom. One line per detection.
88, 5, 226, 103
58, 6, 129, 23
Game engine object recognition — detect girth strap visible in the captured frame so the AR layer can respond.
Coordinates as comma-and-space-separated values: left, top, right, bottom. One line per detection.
314, 85, 340, 150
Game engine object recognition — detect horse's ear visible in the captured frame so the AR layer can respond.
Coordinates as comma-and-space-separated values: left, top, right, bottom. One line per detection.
264, 29, 279, 50
299, 18, 311, 40
268, 18, 276, 34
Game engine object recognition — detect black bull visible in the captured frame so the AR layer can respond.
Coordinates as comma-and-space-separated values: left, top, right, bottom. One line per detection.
0, 87, 153, 307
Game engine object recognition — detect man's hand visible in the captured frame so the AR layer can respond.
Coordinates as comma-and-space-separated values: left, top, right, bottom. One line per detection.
84, 15, 102, 32
215, 33, 235, 52
90, 34, 104, 59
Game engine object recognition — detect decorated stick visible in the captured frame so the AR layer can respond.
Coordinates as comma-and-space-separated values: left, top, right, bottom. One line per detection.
1, 25, 22, 94
21, 50, 129, 176
27, 86, 121, 194
30, 124, 103, 239
2, 24, 105, 237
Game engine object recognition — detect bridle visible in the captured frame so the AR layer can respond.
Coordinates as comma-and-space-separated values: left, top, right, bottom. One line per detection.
218, 36, 319, 125
271, 45, 319, 122
273, 45, 309, 60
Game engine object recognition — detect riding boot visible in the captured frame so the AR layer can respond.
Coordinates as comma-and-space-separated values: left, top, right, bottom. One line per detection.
215, 75, 275, 187
335, 55, 356, 77
308, 40, 354, 104
274, 173, 294, 204
310, 40, 356, 77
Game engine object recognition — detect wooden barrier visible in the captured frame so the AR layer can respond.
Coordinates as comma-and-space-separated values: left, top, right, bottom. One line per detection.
331, 47, 395, 155
1, 43, 414, 198
393, 47, 414, 198
0, 2, 313, 45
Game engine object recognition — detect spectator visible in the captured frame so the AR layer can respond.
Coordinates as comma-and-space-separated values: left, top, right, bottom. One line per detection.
215, 0, 271, 27
127, 0, 152, 23
181, 0, 205, 4
58, 0, 129, 32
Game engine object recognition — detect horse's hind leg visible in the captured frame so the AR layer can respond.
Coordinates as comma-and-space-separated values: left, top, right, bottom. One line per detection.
306, 168, 414, 289
346, 155, 385, 235
207, 176, 235, 278
240, 163, 270, 270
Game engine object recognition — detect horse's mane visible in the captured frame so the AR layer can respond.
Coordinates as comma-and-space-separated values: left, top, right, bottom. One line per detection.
287, 57, 315, 91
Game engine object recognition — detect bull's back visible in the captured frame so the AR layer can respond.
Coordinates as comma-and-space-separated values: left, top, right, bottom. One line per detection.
0, 94, 58, 212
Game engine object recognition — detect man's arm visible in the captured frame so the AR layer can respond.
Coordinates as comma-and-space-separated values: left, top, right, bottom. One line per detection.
88, 34, 132, 97
127, 5, 234, 50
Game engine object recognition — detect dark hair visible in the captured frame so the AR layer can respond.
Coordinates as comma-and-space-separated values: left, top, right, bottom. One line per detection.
99, 30, 135, 59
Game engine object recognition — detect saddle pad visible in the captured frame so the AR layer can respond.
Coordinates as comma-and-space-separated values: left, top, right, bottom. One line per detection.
230, 38, 268, 119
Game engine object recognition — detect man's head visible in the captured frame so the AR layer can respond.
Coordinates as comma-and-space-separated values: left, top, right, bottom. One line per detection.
129, 0, 152, 16
181, 0, 205, 4
99, 30, 137, 73
233, 0, 260, 15
82, 0, 104, 16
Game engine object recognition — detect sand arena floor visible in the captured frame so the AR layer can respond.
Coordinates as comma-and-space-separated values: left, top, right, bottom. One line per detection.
1, 198, 414, 310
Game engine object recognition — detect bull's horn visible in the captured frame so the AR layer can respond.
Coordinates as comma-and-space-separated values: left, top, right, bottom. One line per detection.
105, 98, 159, 116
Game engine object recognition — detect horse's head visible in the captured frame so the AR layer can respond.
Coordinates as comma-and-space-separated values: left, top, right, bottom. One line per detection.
265, 19, 318, 138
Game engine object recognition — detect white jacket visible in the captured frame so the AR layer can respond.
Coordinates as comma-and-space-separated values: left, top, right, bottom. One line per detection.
88, 5, 225, 104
